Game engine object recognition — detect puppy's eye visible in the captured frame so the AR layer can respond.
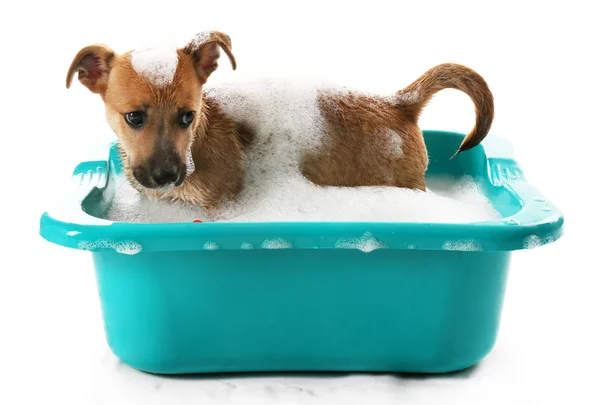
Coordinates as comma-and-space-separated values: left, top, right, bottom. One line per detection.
179, 111, 195, 128
124, 111, 145, 129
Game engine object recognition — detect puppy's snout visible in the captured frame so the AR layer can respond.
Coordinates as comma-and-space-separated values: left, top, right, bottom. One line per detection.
133, 150, 187, 189
152, 165, 179, 186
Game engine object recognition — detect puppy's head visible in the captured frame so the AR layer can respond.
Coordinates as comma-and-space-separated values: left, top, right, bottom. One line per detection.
66, 31, 236, 190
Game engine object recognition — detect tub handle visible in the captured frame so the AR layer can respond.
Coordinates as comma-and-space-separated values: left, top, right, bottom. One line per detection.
487, 157, 563, 242
481, 134, 562, 225
42, 160, 112, 226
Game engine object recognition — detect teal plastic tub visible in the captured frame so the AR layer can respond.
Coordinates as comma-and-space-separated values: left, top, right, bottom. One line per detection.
39, 130, 564, 374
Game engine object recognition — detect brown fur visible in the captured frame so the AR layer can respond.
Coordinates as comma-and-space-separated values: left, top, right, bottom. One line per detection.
302, 62, 495, 192
397, 63, 494, 156
122, 97, 248, 209
66, 31, 494, 210
302, 91, 428, 191
104, 49, 203, 174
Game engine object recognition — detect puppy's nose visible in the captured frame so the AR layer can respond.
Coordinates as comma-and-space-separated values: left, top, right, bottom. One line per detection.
152, 165, 179, 186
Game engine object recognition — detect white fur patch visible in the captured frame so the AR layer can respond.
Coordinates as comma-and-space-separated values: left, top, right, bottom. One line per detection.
383, 129, 403, 157
130, 47, 179, 87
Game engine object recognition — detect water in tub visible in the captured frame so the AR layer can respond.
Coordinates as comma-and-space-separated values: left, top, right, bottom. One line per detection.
103, 76, 500, 224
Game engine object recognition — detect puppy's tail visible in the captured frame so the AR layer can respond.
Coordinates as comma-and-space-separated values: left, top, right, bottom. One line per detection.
395, 63, 494, 158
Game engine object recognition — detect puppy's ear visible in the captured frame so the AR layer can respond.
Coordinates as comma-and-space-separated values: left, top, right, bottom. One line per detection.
66, 44, 115, 94
181, 31, 236, 84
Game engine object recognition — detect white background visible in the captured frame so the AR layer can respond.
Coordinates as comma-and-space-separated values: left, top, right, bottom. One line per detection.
1, 1, 598, 404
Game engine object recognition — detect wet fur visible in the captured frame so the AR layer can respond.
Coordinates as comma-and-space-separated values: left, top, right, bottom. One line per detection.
66, 31, 494, 210
122, 97, 250, 209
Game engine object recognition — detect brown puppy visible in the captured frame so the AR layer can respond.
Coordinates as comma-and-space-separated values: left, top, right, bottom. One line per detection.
66, 31, 494, 210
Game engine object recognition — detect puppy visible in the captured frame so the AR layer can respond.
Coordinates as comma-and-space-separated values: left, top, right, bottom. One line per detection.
66, 30, 493, 211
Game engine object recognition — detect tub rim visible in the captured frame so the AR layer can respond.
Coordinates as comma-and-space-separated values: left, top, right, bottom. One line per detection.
39, 130, 565, 254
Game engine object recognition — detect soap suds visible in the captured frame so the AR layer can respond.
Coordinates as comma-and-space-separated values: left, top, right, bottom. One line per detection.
186, 143, 196, 176
78, 240, 142, 255
203, 241, 219, 250
262, 239, 294, 249
187, 30, 213, 52
442, 239, 483, 251
127, 30, 220, 87
130, 48, 179, 87
105, 173, 499, 224
524, 235, 554, 249
336, 232, 388, 253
